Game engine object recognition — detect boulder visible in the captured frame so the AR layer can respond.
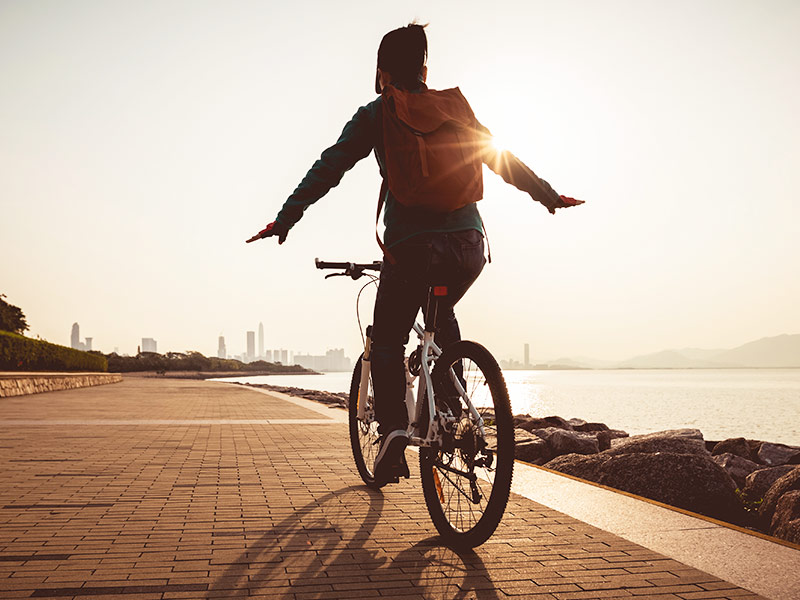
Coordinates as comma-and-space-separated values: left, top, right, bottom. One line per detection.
516, 416, 573, 432
607, 432, 708, 457
573, 421, 611, 432
545, 451, 742, 523
742, 466, 796, 502
595, 429, 631, 451
514, 435, 551, 465
712, 437, 750, 460
770, 490, 800, 545
544, 452, 609, 480
530, 426, 560, 442
711, 453, 760, 488
759, 467, 800, 527
757, 442, 800, 467
549, 428, 599, 456
513, 414, 533, 428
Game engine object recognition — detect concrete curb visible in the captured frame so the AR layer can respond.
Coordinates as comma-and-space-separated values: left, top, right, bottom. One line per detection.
0, 372, 123, 397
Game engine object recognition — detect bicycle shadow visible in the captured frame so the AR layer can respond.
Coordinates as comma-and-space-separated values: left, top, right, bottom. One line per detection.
205, 485, 384, 599
205, 484, 500, 599
391, 537, 502, 600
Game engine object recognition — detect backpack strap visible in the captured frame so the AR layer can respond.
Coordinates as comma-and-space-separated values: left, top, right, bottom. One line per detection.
376, 179, 397, 265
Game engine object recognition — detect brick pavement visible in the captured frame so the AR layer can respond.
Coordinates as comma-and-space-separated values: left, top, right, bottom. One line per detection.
0, 378, 766, 599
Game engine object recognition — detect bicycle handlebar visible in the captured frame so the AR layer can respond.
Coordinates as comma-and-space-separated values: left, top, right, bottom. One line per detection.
315, 258, 382, 280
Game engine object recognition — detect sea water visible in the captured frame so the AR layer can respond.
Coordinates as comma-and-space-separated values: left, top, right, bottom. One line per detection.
215, 368, 800, 446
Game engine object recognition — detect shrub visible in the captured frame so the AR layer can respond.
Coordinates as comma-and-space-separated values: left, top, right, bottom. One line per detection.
0, 331, 108, 372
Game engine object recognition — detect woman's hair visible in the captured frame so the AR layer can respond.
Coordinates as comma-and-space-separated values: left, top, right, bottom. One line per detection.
375, 23, 428, 94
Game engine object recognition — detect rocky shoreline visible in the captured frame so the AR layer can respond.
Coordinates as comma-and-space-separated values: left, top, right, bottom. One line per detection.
241, 381, 800, 546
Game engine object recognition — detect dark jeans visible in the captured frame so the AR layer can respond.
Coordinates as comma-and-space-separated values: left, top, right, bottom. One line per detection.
370, 229, 486, 434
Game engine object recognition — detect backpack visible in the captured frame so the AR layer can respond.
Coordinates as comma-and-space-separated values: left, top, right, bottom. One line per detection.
380, 85, 484, 213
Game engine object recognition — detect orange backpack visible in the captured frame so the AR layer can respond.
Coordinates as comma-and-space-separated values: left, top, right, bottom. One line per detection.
380, 85, 485, 213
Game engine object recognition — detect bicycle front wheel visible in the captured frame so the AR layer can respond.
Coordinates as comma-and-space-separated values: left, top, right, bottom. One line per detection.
420, 341, 514, 548
349, 354, 380, 487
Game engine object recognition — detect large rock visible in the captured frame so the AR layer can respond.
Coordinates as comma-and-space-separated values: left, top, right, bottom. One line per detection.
712, 437, 751, 460
759, 466, 800, 527
545, 451, 742, 523
712, 453, 761, 488
607, 431, 708, 457
770, 490, 800, 544
544, 453, 609, 480
757, 442, 800, 467
514, 432, 551, 465
742, 465, 796, 502
516, 416, 573, 432
549, 428, 599, 456
595, 429, 631, 451
573, 421, 611, 432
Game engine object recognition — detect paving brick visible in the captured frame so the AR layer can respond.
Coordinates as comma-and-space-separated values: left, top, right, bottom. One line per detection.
0, 378, 776, 600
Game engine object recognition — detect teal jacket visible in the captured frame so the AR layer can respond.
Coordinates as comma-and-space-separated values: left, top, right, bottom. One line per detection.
275, 89, 565, 248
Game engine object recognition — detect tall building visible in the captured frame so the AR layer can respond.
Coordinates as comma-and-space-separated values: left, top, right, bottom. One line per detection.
293, 348, 352, 372
85, 337, 93, 352
141, 338, 157, 353
280, 349, 288, 365
246, 331, 255, 362
71, 323, 80, 349
524, 343, 530, 368
264, 349, 272, 362
217, 336, 226, 359
258, 322, 264, 359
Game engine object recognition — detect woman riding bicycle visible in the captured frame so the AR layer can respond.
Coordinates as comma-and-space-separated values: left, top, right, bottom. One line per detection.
247, 23, 583, 485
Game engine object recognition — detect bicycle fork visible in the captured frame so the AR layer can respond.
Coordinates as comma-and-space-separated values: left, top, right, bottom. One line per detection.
357, 326, 372, 422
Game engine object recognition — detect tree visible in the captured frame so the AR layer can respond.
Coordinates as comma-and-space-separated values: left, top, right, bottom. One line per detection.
0, 294, 29, 335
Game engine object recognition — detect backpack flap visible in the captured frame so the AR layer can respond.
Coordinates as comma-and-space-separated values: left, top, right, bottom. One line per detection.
381, 86, 484, 213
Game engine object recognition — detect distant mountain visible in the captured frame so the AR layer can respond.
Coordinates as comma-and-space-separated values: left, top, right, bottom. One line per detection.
617, 350, 730, 370
550, 334, 800, 369
712, 334, 800, 368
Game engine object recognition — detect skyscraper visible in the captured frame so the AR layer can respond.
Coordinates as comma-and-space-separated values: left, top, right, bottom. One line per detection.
246, 331, 255, 362
71, 323, 80, 349
218, 336, 226, 359
258, 322, 264, 359
85, 337, 93, 352
142, 338, 157, 353
524, 343, 530, 368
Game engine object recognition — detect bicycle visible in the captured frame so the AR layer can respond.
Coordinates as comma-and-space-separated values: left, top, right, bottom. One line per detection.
315, 258, 515, 548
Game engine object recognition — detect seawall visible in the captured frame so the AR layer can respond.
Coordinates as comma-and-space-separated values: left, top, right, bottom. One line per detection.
0, 372, 123, 397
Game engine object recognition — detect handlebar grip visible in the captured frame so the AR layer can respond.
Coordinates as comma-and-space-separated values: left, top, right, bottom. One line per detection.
315, 258, 351, 270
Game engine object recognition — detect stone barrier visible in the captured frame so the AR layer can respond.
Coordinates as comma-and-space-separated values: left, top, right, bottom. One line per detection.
0, 373, 123, 397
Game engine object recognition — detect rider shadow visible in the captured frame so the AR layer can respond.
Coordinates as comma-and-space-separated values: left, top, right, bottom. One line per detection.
205, 484, 501, 599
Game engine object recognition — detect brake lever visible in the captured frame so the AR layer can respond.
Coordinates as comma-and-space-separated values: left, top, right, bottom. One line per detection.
325, 272, 347, 279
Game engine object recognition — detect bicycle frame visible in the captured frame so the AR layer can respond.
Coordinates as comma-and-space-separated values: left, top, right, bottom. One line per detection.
359, 319, 486, 449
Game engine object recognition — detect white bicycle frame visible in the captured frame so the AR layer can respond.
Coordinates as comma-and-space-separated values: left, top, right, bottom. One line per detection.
357, 319, 486, 448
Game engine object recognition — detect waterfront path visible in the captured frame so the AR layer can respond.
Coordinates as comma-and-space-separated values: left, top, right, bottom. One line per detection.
0, 377, 791, 599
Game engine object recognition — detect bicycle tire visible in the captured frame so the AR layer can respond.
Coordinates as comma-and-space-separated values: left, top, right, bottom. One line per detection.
349, 354, 380, 487
420, 340, 514, 547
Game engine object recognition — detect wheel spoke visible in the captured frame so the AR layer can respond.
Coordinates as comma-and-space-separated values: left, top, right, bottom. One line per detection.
420, 341, 514, 547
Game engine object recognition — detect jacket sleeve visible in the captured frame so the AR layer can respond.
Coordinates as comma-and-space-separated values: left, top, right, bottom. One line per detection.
276, 104, 376, 229
477, 122, 566, 212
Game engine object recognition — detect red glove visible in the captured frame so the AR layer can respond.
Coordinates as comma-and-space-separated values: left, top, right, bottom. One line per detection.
246, 220, 289, 244
559, 195, 585, 207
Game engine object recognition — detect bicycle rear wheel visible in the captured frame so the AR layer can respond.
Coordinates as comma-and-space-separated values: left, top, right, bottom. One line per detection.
349, 354, 380, 487
420, 341, 514, 548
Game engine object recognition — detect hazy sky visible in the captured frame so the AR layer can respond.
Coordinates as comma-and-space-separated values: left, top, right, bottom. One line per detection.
2, 0, 798, 363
